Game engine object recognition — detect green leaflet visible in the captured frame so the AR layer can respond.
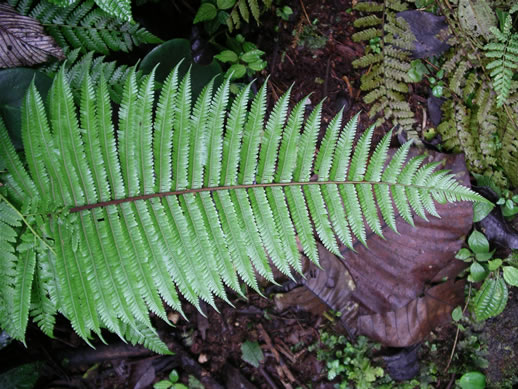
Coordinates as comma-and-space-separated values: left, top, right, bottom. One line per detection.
0, 65, 488, 351
226, 0, 271, 31
473, 277, 508, 321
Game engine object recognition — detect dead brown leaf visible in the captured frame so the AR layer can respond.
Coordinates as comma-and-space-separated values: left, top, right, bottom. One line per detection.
274, 150, 473, 347
0, 4, 64, 68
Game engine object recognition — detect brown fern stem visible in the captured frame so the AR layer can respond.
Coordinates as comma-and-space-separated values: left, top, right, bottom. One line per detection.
69, 180, 443, 213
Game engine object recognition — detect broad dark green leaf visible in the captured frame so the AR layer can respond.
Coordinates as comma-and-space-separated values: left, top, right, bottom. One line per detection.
241, 340, 264, 367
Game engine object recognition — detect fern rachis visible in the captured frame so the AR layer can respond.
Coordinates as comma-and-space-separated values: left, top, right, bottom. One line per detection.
0, 63, 488, 352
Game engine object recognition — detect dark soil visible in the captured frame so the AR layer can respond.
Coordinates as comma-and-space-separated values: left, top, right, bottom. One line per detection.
1, 0, 517, 388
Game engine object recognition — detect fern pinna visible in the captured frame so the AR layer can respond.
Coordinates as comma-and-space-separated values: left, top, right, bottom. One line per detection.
0, 63, 486, 352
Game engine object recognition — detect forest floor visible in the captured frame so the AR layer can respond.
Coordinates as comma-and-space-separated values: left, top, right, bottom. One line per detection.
1, 0, 517, 388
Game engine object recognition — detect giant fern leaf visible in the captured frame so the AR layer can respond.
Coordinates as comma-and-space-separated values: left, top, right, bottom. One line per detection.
0, 63, 488, 351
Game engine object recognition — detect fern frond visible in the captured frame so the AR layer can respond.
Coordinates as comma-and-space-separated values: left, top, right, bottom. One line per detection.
485, 21, 518, 107
352, 0, 416, 132
434, 1, 518, 187
9, 0, 160, 55
0, 67, 488, 350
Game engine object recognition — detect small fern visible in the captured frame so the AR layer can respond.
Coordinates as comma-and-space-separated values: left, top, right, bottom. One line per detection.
485, 6, 518, 107
7, 0, 160, 55
352, 0, 416, 133
0, 64, 487, 351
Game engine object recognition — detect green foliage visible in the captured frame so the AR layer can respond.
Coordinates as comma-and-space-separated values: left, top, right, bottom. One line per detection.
408, 59, 445, 97
485, 7, 518, 107
44, 49, 139, 104
0, 61, 485, 350
49, 0, 132, 21
296, 23, 328, 50
153, 369, 189, 389
0, 68, 52, 149
7, 0, 161, 55
473, 277, 508, 321
311, 329, 450, 388
138, 39, 222, 100
214, 34, 267, 80
276, 5, 293, 21
0, 196, 29, 342
456, 230, 518, 322
0, 362, 40, 389
473, 174, 518, 219
310, 333, 386, 388
436, 1, 518, 188
351, 1, 518, 187
241, 340, 264, 367
352, 0, 416, 133
458, 371, 486, 389
194, 0, 272, 33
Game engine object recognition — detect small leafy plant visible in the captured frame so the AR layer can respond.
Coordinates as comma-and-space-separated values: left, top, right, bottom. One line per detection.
456, 231, 518, 321
473, 174, 518, 220
310, 332, 385, 388
407, 59, 445, 98
214, 34, 267, 80
458, 371, 487, 389
276, 5, 293, 21
193, 0, 272, 33
154, 369, 188, 389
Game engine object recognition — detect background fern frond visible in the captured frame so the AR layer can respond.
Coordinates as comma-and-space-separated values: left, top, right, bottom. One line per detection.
8, 0, 160, 55
352, 0, 416, 132
435, 0, 518, 188
485, 15, 518, 107
0, 66, 487, 350
46, 0, 132, 21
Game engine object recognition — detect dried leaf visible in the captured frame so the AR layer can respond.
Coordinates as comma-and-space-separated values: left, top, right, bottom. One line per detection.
0, 4, 64, 68
457, 0, 497, 40
275, 150, 473, 347
357, 279, 465, 346
397, 10, 451, 59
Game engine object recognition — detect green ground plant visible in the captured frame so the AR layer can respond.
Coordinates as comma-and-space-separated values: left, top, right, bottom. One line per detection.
193, 0, 272, 32
0, 64, 485, 350
352, 0, 518, 187
456, 230, 518, 321
309, 333, 387, 388
0, 0, 501, 362
214, 34, 267, 81
153, 369, 188, 389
